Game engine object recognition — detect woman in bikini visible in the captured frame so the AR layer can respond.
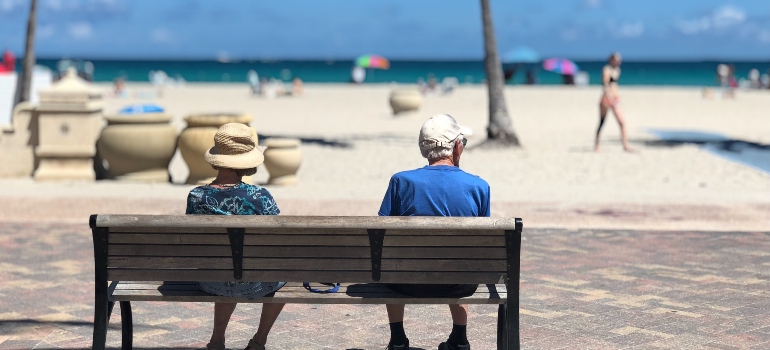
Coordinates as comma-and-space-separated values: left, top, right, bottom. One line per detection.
595, 52, 632, 152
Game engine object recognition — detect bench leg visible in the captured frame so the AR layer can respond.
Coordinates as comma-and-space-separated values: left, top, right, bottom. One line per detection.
507, 297, 520, 350
497, 304, 507, 350
120, 301, 133, 350
92, 295, 110, 350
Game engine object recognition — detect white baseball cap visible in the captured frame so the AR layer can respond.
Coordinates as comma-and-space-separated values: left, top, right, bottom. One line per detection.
418, 114, 473, 151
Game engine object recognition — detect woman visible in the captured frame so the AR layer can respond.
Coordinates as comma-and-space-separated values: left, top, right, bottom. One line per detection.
595, 52, 632, 152
186, 123, 284, 350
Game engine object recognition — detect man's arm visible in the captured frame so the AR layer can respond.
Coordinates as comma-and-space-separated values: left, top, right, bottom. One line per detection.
377, 177, 399, 216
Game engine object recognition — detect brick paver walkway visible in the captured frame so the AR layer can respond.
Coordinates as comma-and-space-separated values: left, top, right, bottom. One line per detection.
1, 223, 769, 349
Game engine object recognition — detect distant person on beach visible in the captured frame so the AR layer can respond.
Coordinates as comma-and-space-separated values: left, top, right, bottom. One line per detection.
378, 114, 489, 350
748, 69, 761, 89
291, 77, 303, 96
186, 123, 285, 350
351, 66, 365, 84
562, 74, 575, 85
526, 68, 539, 85
112, 77, 126, 98
0, 50, 15, 73
247, 70, 260, 95
595, 52, 632, 152
716, 64, 729, 88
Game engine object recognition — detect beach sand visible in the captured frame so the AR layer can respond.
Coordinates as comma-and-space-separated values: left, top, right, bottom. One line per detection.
2, 84, 768, 230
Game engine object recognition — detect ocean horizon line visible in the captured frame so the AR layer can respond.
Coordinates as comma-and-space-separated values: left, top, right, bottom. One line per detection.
33, 57, 770, 64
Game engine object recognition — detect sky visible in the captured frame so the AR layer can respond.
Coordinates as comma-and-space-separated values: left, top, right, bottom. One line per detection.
0, 0, 768, 60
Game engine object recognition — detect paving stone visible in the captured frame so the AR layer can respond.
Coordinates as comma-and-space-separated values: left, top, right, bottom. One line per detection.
1, 223, 769, 349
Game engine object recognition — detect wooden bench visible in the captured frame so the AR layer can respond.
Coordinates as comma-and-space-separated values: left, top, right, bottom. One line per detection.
90, 215, 522, 350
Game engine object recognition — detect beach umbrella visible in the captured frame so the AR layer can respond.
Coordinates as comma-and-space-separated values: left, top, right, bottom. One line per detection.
503, 47, 539, 64
355, 55, 390, 70
118, 104, 165, 115
542, 58, 579, 75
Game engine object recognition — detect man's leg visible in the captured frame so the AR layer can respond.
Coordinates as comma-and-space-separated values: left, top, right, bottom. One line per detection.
249, 303, 286, 348
209, 302, 237, 347
386, 304, 409, 348
445, 304, 470, 348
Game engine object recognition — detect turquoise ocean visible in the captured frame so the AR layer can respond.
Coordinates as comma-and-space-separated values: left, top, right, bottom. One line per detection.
37, 59, 770, 86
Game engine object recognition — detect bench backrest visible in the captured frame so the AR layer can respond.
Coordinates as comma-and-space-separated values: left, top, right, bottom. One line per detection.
91, 215, 522, 285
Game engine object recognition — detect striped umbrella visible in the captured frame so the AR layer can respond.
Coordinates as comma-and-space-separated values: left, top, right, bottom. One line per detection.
542, 58, 579, 75
355, 55, 390, 70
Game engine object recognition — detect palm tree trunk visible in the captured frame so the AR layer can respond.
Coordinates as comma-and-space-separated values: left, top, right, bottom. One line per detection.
14, 0, 37, 105
480, 0, 520, 147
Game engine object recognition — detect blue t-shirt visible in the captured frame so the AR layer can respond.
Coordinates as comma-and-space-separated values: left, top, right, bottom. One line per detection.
186, 183, 280, 216
378, 165, 490, 217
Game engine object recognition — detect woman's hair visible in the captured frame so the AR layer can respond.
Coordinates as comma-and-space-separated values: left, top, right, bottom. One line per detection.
420, 135, 461, 160
211, 166, 257, 177
608, 52, 620, 63
236, 168, 257, 177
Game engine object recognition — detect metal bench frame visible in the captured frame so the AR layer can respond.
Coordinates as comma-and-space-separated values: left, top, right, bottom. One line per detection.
90, 215, 522, 350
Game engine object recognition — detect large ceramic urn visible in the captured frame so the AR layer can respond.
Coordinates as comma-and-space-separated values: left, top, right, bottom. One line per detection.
178, 113, 254, 184
97, 113, 177, 182
389, 89, 422, 115
263, 138, 301, 185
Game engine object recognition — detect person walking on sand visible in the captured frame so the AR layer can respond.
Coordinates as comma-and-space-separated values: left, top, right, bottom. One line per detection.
186, 123, 285, 350
379, 114, 490, 350
595, 52, 633, 152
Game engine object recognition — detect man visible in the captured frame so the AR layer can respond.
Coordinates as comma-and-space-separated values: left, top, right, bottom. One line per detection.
378, 114, 491, 350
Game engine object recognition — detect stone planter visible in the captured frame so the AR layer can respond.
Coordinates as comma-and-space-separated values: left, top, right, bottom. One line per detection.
178, 113, 254, 184
33, 68, 103, 182
97, 113, 177, 182
263, 138, 301, 185
389, 89, 422, 115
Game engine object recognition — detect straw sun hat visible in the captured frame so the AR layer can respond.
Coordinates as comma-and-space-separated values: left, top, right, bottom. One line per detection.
204, 123, 264, 169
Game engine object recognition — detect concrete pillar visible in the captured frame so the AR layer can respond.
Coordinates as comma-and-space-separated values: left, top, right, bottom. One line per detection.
33, 68, 103, 181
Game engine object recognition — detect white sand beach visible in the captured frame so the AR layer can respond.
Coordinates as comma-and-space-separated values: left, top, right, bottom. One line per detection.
2, 84, 768, 230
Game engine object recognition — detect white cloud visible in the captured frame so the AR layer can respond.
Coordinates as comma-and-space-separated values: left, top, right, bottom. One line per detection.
68, 22, 93, 39
0, 0, 24, 13
151, 27, 174, 44
44, 0, 63, 11
609, 20, 645, 38
38, 24, 56, 39
676, 4, 747, 35
712, 5, 746, 29
677, 17, 711, 35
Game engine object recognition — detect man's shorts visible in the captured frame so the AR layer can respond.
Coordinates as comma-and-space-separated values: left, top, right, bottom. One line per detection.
386, 283, 478, 298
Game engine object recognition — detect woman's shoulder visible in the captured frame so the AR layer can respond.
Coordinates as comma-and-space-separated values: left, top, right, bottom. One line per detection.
240, 183, 274, 196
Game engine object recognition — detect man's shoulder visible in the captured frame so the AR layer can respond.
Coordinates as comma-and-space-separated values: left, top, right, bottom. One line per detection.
457, 170, 490, 189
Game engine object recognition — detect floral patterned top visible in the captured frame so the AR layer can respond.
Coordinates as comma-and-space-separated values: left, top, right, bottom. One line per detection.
186, 182, 283, 299
185, 183, 280, 216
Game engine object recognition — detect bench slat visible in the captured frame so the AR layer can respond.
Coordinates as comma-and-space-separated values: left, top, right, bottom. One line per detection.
110, 227, 505, 236
109, 245, 371, 258
109, 234, 505, 247
110, 281, 507, 304
108, 257, 371, 270
110, 245, 506, 259
383, 247, 506, 259
107, 257, 505, 272
113, 282, 508, 293
96, 215, 518, 231
108, 270, 506, 284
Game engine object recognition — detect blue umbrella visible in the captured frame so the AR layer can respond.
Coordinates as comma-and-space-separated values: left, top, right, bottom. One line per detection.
118, 104, 165, 115
503, 47, 540, 64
